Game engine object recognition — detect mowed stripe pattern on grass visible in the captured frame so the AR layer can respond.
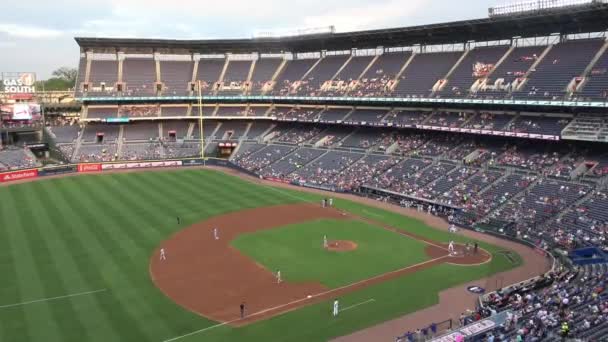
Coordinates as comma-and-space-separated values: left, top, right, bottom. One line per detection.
0, 169, 521, 342
0, 170, 299, 342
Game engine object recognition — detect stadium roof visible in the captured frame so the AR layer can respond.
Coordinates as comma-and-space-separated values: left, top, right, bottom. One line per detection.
75, 3, 608, 54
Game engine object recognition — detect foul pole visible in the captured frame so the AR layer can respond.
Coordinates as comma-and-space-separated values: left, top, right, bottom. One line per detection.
197, 81, 204, 159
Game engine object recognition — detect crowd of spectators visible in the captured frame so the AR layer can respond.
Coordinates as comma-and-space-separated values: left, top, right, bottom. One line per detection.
0, 146, 41, 170
118, 105, 160, 118
478, 265, 608, 341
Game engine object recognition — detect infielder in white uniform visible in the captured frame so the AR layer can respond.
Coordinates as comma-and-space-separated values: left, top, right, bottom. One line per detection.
329, 198, 333, 207
276, 270, 282, 284
324, 235, 328, 248
160, 248, 166, 261
213, 227, 219, 240
333, 299, 339, 317
448, 241, 455, 255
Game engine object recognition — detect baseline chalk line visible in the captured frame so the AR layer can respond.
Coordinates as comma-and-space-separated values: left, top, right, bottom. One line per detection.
162, 256, 447, 342
0, 289, 108, 309
340, 299, 376, 313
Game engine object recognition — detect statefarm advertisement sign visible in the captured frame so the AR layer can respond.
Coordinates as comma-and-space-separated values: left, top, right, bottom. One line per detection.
1, 72, 36, 93
0, 169, 39, 183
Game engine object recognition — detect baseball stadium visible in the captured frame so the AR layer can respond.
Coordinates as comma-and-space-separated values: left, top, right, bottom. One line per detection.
1, 1, 608, 341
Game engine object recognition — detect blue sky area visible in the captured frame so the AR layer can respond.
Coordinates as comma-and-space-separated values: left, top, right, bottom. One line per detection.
0, 0, 503, 79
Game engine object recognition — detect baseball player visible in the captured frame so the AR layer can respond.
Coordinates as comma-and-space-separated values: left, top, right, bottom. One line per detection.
333, 299, 339, 317
276, 270, 282, 284
176, 216, 180, 225
213, 227, 219, 240
160, 248, 166, 261
448, 241, 455, 255
240, 302, 245, 318
329, 198, 333, 207
324, 235, 328, 248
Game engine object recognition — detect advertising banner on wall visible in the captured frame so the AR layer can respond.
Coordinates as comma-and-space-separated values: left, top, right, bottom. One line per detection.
77, 164, 102, 173
0, 169, 38, 183
101, 160, 182, 170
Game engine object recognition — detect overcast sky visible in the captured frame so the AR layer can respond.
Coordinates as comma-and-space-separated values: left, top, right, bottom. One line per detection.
0, 0, 503, 79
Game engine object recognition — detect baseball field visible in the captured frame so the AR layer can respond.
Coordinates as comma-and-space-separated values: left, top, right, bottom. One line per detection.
0, 168, 527, 342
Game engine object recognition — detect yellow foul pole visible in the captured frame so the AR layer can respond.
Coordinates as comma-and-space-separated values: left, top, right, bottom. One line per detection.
198, 81, 204, 159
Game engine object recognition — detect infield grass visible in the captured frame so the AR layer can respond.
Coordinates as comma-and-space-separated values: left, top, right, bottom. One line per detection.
232, 219, 429, 288
0, 169, 522, 342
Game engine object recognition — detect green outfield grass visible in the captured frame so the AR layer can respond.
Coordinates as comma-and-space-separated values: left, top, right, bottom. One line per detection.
232, 219, 429, 288
0, 169, 522, 342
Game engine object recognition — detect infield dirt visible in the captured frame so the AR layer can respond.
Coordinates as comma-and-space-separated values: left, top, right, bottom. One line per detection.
150, 203, 489, 326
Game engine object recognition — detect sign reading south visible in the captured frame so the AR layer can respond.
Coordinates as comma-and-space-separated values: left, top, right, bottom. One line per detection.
1, 72, 36, 93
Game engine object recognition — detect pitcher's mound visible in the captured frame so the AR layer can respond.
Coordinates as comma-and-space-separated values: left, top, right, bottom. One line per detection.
326, 240, 358, 252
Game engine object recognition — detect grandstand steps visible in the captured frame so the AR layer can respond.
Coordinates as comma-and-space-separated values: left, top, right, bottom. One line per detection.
379, 109, 395, 123
258, 124, 276, 143
241, 123, 253, 140
390, 52, 417, 91
300, 57, 323, 82
81, 105, 89, 120
244, 59, 257, 95
186, 123, 195, 139
345, 54, 381, 95
216, 57, 231, 92
470, 46, 515, 95
460, 112, 478, 128
158, 122, 163, 140
541, 187, 598, 232
432, 49, 469, 94
263, 59, 288, 95
419, 110, 436, 125
487, 45, 515, 79
481, 176, 541, 224
209, 122, 222, 141
501, 114, 520, 131
117, 56, 124, 83
313, 108, 327, 122
477, 172, 511, 196
335, 127, 360, 148
581, 39, 608, 78
84, 57, 92, 84
339, 108, 356, 122
515, 44, 553, 92
209, 106, 219, 117
329, 55, 353, 82
71, 128, 84, 163
384, 140, 400, 155
116, 126, 125, 157
154, 57, 161, 83
262, 106, 274, 117
575, 39, 608, 95
282, 149, 330, 177
189, 59, 199, 96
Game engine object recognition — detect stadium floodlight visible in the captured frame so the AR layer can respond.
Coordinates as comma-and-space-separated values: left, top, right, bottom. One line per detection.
253, 26, 335, 39
489, 0, 603, 17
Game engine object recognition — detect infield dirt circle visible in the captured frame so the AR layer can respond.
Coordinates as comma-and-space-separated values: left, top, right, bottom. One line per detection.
326, 240, 358, 252
149, 203, 490, 326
